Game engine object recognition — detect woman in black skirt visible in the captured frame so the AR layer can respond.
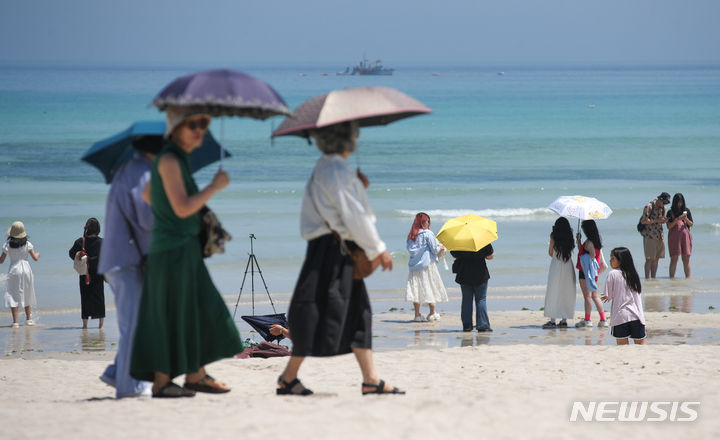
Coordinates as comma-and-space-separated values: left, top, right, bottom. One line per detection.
69, 218, 105, 329
277, 121, 403, 396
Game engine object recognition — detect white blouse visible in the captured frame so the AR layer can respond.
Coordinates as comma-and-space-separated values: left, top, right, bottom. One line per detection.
300, 154, 387, 260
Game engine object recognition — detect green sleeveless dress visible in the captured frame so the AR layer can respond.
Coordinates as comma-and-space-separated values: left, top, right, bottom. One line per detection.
130, 141, 243, 381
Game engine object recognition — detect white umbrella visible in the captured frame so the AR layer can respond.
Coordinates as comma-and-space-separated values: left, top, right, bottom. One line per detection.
547, 195, 613, 229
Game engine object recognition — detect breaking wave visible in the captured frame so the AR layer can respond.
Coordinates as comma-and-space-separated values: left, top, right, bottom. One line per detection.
397, 208, 552, 219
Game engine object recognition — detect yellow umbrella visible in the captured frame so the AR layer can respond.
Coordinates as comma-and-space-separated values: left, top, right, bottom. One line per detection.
436, 214, 498, 252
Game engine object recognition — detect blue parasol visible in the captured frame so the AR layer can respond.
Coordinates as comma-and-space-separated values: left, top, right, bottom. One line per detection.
82, 120, 230, 184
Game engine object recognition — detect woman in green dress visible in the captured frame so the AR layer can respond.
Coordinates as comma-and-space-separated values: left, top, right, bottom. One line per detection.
130, 106, 244, 398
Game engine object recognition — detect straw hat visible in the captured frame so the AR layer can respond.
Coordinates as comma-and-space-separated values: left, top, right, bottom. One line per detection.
8, 221, 26, 239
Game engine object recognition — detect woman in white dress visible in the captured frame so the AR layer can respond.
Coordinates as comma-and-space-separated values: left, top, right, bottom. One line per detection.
1, 221, 40, 328
542, 217, 576, 329
406, 212, 448, 322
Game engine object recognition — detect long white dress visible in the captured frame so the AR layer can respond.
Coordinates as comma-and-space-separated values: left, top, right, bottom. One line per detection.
543, 251, 576, 319
406, 261, 448, 305
3, 241, 37, 308
406, 230, 448, 305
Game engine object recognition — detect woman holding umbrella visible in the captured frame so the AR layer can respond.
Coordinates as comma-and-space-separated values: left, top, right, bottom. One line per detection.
130, 106, 244, 398
276, 121, 402, 396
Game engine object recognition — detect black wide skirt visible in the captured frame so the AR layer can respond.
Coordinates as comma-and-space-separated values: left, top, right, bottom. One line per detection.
79, 273, 105, 319
288, 234, 372, 357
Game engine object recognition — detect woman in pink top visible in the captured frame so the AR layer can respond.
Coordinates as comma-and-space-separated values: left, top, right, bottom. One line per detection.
601, 247, 646, 345
666, 193, 694, 279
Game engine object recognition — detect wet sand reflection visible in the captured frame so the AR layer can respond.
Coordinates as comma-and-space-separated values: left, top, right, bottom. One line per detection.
81, 329, 107, 352
645, 295, 693, 313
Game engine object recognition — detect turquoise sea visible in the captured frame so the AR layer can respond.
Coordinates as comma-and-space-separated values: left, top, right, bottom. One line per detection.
1, 64, 719, 351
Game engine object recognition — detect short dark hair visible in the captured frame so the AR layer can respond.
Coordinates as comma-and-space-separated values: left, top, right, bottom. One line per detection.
657, 192, 671, 204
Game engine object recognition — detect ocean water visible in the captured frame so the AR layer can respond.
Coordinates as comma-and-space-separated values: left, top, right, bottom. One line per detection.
1, 64, 719, 327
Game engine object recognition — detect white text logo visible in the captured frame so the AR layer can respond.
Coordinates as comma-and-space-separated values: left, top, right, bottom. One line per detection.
569, 401, 700, 422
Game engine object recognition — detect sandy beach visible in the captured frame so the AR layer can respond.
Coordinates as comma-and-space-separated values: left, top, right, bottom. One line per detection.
2, 310, 719, 439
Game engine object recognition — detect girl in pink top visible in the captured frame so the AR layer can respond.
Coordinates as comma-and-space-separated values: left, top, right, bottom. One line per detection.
601, 247, 646, 345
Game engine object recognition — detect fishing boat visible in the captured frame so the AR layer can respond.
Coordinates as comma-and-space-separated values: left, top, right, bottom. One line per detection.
337, 56, 394, 75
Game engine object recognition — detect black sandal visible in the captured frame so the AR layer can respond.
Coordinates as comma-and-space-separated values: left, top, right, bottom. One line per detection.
361, 379, 405, 395
152, 381, 196, 398
276, 375, 313, 396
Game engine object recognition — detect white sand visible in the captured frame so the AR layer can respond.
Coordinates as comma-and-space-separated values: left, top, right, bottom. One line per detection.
1, 312, 719, 439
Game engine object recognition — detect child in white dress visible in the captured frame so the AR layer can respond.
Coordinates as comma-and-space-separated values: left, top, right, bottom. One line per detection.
1, 221, 40, 328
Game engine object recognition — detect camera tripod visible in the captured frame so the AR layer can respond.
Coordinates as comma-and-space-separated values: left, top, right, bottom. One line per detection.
233, 234, 278, 319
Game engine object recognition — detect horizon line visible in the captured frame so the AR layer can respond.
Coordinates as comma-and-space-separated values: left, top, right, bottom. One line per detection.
2, 59, 720, 71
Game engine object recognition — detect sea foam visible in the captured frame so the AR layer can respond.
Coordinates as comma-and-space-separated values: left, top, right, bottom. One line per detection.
397, 208, 552, 220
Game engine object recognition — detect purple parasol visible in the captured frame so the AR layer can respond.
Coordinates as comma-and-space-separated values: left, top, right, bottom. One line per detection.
152, 69, 291, 120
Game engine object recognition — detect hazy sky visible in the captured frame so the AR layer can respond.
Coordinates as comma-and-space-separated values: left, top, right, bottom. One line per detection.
2, 0, 719, 66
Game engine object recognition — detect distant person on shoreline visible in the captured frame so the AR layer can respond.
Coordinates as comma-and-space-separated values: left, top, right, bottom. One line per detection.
451, 244, 495, 332
639, 192, 670, 279
666, 193, 694, 279
96, 139, 159, 398
69, 218, 105, 329
575, 220, 607, 328
542, 218, 576, 329
601, 247, 646, 345
130, 107, 243, 398
1, 221, 40, 328
405, 212, 448, 322
277, 122, 403, 396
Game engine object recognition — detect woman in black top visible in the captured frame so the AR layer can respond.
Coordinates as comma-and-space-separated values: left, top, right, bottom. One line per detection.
451, 244, 494, 332
69, 218, 105, 329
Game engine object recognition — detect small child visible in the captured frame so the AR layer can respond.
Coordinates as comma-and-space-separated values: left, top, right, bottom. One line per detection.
601, 247, 646, 345
1, 221, 40, 328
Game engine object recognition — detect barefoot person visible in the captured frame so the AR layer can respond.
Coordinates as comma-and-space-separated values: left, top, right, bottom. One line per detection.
69, 218, 105, 329
130, 107, 243, 398
601, 247, 646, 345
639, 192, 670, 279
666, 193, 694, 279
277, 122, 403, 396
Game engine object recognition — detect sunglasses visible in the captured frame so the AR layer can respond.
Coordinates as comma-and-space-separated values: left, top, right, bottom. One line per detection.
185, 118, 210, 131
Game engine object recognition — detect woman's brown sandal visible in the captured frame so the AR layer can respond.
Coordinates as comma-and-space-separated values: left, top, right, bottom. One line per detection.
183, 374, 230, 394
276, 376, 313, 396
